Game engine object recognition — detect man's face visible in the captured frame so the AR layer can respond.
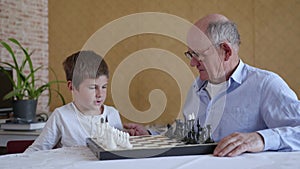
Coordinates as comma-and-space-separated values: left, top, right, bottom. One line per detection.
188, 46, 216, 81
186, 25, 225, 83
72, 76, 108, 114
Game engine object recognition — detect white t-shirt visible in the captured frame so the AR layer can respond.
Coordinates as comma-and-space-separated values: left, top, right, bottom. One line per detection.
25, 102, 122, 153
205, 81, 227, 99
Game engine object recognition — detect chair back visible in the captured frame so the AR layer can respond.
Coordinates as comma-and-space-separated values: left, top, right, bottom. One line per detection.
6, 140, 34, 154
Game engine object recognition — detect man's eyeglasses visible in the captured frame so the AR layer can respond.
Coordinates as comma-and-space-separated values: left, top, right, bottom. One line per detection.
184, 44, 218, 61
184, 51, 202, 60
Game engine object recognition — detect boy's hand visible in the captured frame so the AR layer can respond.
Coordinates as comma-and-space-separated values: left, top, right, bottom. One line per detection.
123, 123, 150, 136
213, 132, 264, 157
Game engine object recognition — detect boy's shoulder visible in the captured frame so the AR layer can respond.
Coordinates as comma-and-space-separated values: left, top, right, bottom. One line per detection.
53, 102, 75, 115
56, 102, 73, 110
103, 104, 118, 113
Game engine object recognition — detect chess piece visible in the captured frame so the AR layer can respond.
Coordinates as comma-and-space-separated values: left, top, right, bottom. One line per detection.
197, 127, 205, 143
184, 113, 195, 138
165, 124, 174, 138
174, 119, 185, 140
120, 131, 125, 146
200, 126, 208, 143
205, 124, 214, 143
96, 118, 105, 142
185, 125, 197, 144
123, 132, 133, 149
196, 119, 201, 142
96, 118, 134, 150
182, 114, 196, 144
105, 122, 117, 149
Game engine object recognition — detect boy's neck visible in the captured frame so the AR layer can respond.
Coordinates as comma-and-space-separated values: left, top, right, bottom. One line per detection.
73, 102, 104, 115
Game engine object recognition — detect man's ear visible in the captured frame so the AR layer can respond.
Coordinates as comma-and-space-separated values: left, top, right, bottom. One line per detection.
221, 43, 232, 61
67, 81, 73, 91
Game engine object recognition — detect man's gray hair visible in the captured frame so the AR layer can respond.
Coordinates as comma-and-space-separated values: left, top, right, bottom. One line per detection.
206, 21, 241, 51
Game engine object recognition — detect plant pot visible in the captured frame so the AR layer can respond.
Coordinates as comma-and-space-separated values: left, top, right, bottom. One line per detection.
13, 99, 37, 123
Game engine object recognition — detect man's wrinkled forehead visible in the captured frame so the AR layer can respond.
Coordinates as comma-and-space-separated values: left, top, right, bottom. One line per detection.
186, 24, 213, 51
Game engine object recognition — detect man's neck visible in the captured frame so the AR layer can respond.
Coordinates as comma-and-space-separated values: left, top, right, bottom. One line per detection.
225, 58, 240, 81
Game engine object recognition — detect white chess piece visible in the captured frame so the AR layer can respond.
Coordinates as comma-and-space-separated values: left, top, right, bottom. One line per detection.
105, 122, 117, 149
96, 120, 132, 150
113, 129, 119, 144
117, 132, 123, 146
124, 132, 133, 149
96, 121, 101, 142
101, 122, 108, 147
96, 118, 105, 142
188, 113, 195, 120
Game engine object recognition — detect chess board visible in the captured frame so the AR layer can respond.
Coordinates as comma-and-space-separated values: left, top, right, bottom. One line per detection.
86, 135, 217, 160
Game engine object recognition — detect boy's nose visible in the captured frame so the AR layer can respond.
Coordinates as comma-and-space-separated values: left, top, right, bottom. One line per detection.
95, 89, 101, 98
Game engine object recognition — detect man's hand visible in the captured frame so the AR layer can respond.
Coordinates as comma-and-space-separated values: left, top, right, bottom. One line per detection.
123, 123, 150, 136
213, 132, 264, 157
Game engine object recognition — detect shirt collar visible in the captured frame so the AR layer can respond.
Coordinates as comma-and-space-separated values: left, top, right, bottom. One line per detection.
194, 59, 244, 91
70, 102, 106, 117
194, 76, 207, 92
230, 59, 244, 85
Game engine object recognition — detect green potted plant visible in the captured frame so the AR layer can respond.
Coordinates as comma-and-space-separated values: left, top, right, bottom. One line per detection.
0, 38, 65, 123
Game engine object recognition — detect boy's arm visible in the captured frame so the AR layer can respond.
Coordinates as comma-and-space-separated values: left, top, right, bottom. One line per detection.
24, 110, 61, 153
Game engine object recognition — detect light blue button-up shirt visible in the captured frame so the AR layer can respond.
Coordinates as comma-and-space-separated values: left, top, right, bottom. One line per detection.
183, 60, 300, 151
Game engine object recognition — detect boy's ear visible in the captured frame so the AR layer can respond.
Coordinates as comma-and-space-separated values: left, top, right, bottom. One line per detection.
67, 81, 73, 91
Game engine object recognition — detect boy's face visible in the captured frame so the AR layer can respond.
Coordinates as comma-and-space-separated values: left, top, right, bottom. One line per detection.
72, 75, 108, 114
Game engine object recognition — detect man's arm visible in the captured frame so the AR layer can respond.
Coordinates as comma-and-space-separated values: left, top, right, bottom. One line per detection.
213, 132, 264, 157
123, 123, 150, 136
259, 74, 300, 151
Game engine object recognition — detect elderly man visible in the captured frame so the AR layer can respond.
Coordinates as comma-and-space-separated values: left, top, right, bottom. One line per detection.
124, 14, 300, 157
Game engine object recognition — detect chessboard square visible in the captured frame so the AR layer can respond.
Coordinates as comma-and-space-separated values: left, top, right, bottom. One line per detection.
145, 144, 160, 148
132, 143, 143, 146
149, 140, 162, 143
156, 144, 174, 147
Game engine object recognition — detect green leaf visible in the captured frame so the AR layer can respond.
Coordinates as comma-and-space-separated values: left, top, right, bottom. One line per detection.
9, 38, 35, 88
1, 38, 65, 105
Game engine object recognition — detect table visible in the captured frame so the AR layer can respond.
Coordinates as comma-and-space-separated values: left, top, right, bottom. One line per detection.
0, 129, 41, 147
0, 146, 299, 169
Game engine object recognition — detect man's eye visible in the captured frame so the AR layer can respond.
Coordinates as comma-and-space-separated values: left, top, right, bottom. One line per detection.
89, 86, 96, 89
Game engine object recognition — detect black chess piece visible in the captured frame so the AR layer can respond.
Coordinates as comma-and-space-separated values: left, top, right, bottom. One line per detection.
165, 123, 174, 139
205, 124, 215, 143
190, 125, 197, 144
196, 119, 201, 142
184, 125, 197, 144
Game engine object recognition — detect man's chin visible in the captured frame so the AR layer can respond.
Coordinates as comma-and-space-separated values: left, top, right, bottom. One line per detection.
199, 73, 209, 81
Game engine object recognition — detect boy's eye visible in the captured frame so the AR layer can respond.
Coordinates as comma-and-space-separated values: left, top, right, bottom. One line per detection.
88, 86, 96, 89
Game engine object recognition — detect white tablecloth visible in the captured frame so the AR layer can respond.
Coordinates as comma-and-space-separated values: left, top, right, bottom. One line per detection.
0, 146, 299, 169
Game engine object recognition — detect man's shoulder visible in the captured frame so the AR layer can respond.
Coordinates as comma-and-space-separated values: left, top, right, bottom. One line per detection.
243, 63, 279, 79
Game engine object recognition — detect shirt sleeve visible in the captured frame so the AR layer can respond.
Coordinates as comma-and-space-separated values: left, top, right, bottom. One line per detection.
106, 106, 123, 130
258, 73, 300, 151
24, 109, 62, 153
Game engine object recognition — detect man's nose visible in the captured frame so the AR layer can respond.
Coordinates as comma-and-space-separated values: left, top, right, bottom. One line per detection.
190, 57, 200, 67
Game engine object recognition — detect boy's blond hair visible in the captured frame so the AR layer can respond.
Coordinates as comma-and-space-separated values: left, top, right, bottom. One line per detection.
63, 51, 109, 89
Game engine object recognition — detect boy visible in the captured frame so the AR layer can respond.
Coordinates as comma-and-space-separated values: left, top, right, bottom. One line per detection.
25, 51, 123, 152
